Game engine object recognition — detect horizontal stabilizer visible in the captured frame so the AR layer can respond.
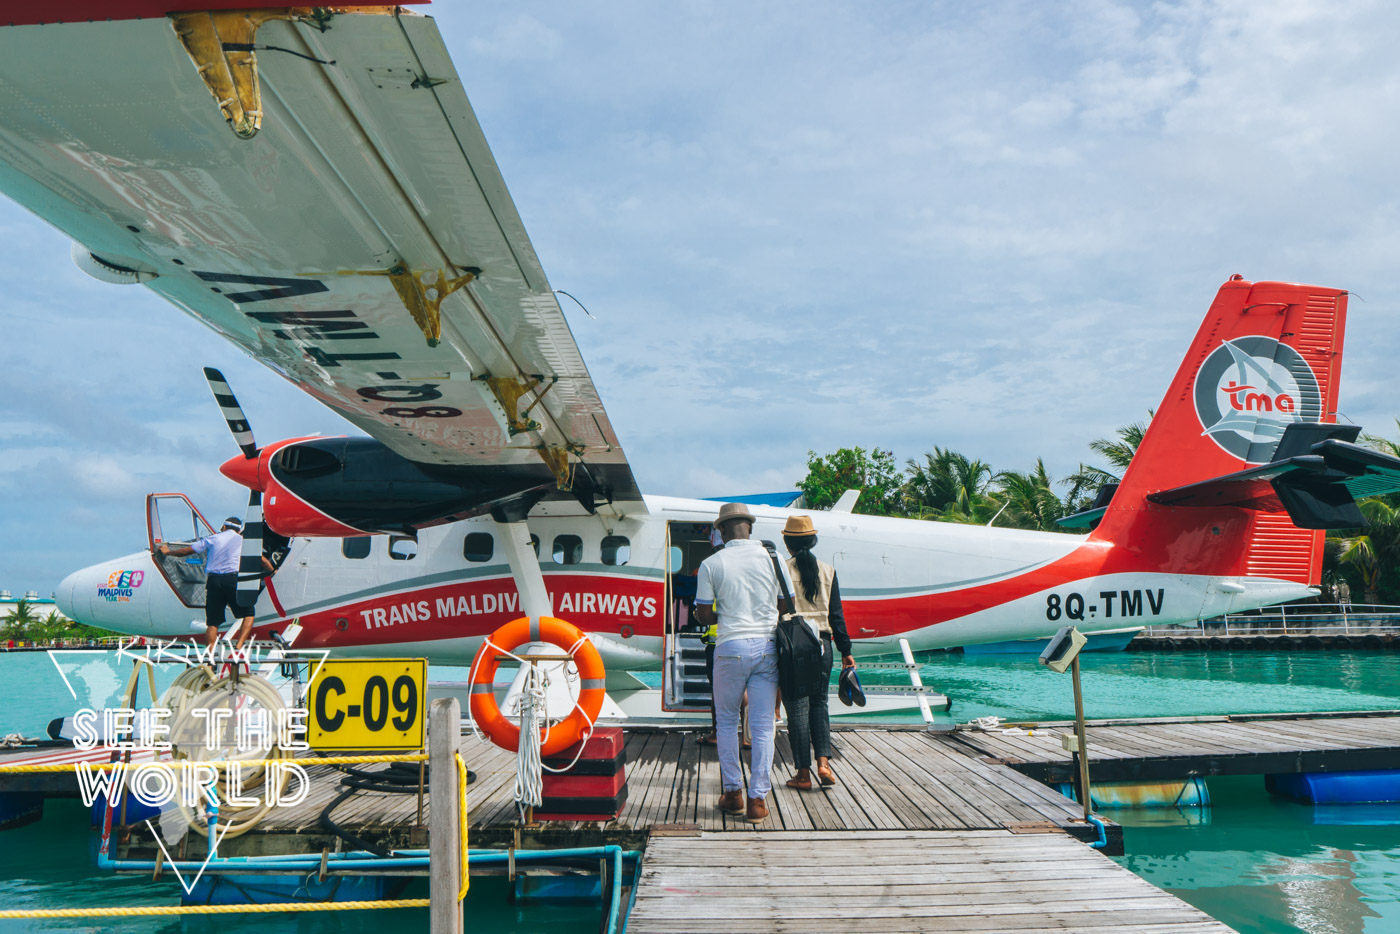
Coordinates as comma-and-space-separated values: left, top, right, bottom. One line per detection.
1145, 424, 1400, 529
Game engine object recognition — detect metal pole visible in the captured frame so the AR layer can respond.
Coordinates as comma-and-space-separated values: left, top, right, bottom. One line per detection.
430, 697, 462, 934
1070, 655, 1092, 823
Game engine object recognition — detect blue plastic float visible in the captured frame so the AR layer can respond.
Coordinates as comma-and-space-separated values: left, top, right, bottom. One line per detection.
1266, 769, 1400, 804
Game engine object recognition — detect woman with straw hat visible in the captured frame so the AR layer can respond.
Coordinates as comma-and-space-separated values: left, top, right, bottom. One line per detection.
780, 515, 856, 789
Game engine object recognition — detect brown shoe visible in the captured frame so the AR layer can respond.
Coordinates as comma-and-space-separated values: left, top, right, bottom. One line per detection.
817, 766, 837, 786
745, 796, 769, 823
717, 790, 745, 815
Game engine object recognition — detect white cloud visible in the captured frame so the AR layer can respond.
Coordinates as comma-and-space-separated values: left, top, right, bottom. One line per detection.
2, 0, 1399, 595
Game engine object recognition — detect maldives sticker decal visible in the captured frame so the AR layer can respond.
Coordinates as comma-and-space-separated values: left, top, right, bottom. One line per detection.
1193, 336, 1321, 464
97, 570, 144, 602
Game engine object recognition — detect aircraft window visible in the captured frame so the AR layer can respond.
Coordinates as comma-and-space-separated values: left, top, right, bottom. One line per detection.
601, 535, 630, 566
342, 537, 371, 560
668, 546, 683, 574
388, 536, 418, 561
552, 534, 583, 565
531, 534, 540, 557
463, 532, 494, 563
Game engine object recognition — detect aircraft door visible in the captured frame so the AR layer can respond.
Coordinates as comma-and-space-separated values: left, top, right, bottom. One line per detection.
662, 521, 717, 712
147, 493, 215, 608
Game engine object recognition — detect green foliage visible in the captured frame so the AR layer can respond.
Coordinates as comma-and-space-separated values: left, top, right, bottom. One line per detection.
2, 599, 39, 641
904, 448, 994, 520
797, 447, 903, 516
0, 600, 116, 644
790, 410, 1400, 597
1088, 415, 1151, 474
1331, 421, 1400, 604
994, 460, 1071, 532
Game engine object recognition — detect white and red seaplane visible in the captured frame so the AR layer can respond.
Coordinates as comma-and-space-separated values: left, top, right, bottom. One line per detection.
2, 7, 1398, 714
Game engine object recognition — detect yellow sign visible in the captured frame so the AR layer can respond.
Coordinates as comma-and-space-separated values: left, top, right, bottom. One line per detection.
307, 659, 426, 751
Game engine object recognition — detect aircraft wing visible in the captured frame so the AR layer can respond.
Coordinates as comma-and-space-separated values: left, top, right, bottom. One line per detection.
0, 6, 642, 515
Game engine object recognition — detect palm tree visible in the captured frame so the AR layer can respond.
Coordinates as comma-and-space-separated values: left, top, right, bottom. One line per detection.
1336, 421, 1400, 603
1337, 498, 1399, 604
1060, 413, 1154, 516
903, 448, 994, 519
1089, 415, 1152, 475
994, 460, 1068, 531
34, 611, 72, 644
2, 599, 40, 642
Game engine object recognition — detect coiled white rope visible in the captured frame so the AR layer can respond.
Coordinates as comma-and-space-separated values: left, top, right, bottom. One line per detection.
513, 665, 545, 820
167, 672, 289, 838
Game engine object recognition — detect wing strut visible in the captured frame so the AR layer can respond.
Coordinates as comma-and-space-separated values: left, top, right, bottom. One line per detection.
492, 520, 553, 620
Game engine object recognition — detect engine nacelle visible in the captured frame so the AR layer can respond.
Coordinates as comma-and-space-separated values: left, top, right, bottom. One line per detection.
221, 437, 554, 537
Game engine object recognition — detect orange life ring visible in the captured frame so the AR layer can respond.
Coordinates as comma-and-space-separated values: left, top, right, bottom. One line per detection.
468, 616, 606, 755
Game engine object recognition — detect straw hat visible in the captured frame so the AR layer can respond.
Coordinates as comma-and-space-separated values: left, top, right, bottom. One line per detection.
782, 515, 817, 537
712, 502, 756, 529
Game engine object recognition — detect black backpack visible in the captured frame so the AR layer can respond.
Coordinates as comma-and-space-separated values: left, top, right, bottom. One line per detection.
762, 541, 828, 701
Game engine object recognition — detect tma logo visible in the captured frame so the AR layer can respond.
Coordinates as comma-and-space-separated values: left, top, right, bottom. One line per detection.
97, 570, 144, 602
1194, 336, 1321, 464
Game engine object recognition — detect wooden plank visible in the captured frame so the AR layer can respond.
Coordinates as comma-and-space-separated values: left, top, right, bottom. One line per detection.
642, 732, 686, 827
820, 736, 901, 830
765, 732, 814, 831
667, 731, 702, 825
859, 731, 1016, 829
836, 732, 954, 829
696, 733, 724, 832
628, 831, 1232, 934
618, 732, 670, 830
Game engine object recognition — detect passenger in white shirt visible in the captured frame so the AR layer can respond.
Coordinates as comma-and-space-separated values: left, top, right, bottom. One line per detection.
694, 502, 784, 824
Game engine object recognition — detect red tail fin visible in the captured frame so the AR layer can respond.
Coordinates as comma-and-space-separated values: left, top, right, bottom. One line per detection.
1092, 277, 1348, 584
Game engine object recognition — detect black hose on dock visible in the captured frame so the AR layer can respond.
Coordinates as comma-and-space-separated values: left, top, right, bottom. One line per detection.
318, 761, 476, 856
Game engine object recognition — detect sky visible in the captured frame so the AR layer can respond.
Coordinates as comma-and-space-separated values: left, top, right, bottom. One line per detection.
3, 0, 1400, 595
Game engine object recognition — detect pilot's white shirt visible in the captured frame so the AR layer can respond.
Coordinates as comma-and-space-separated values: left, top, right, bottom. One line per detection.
695, 539, 780, 646
191, 529, 242, 575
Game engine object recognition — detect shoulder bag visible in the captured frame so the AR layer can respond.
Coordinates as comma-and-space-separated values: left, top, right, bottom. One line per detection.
762, 541, 828, 701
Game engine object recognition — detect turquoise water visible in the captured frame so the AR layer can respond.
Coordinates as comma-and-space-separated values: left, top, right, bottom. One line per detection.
908, 650, 1400, 723
1, 649, 1398, 933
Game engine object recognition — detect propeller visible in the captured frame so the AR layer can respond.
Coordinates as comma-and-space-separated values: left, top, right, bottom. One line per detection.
203, 366, 258, 459
203, 367, 266, 611
236, 489, 266, 610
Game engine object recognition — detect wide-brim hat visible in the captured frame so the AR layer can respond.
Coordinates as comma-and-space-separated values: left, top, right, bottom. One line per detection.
782, 515, 817, 537
838, 667, 866, 708
713, 502, 757, 530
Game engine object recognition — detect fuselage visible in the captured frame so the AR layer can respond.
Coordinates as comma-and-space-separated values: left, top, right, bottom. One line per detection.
56, 493, 1314, 666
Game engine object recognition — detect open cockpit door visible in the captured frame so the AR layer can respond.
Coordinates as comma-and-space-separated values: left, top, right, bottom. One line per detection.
662, 521, 721, 712
147, 493, 214, 609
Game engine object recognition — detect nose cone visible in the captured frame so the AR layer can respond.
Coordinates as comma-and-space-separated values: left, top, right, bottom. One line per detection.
220, 453, 262, 490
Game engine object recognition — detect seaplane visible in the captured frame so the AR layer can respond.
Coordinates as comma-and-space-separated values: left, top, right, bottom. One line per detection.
3, 6, 1400, 717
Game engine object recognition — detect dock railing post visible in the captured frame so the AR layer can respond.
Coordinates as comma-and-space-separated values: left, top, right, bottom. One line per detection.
1070, 655, 1092, 823
430, 697, 463, 934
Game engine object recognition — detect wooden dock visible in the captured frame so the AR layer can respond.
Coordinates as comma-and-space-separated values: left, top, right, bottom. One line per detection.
627, 830, 1234, 934
949, 710, 1400, 783
236, 725, 1115, 854
14, 712, 1398, 932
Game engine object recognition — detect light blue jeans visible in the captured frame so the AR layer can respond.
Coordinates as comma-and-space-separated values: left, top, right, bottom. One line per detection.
714, 636, 778, 799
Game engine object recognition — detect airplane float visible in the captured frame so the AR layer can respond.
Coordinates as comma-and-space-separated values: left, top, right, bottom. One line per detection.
2, 6, 1399, 711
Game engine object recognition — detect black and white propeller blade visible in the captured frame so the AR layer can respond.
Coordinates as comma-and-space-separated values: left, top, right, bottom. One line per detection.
203, 366, 258, 459
237, 489, 265, 610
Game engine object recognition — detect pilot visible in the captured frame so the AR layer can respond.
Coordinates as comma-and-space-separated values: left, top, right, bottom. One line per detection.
157, 516, 246, 650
